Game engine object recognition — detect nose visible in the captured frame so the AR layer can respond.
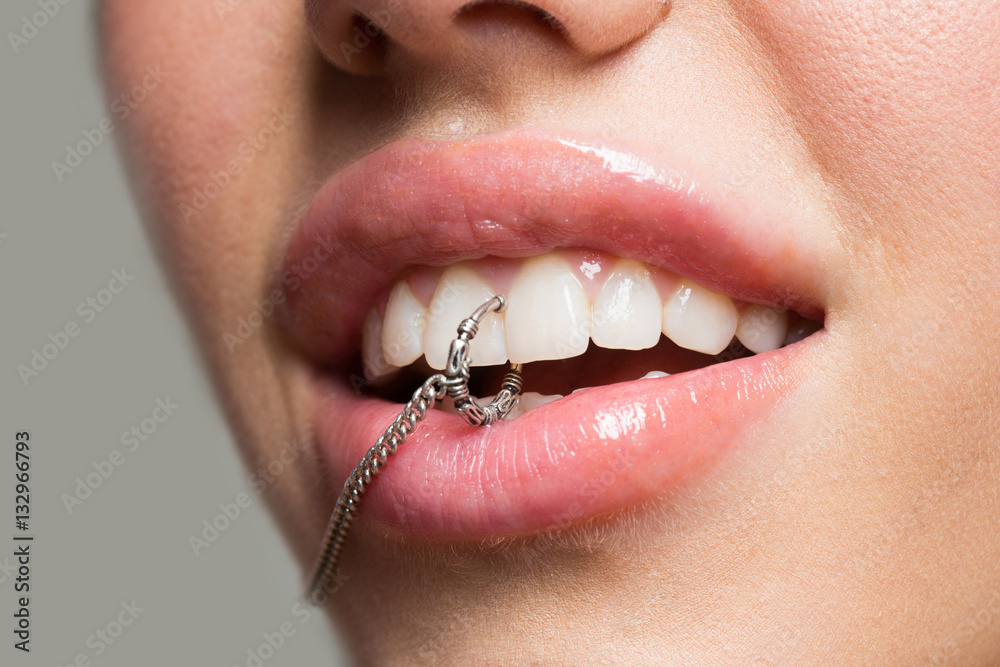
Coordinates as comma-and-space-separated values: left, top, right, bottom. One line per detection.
307, 0, 671, 75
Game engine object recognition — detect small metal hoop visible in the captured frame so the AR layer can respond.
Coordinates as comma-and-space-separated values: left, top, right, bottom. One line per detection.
444, 296, 524, 426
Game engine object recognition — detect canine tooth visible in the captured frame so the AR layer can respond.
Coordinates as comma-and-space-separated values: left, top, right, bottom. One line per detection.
591, 260, 662, 351
783, 318, 822, 346
424, 266, 507, 370
363, 309, 397, 381
641, 371, 670, 379
661, 281, 738, 355
382, 281, 427, 367
519, 392, 562, 414
506, 255, 591, 363
736, 305, 789, 354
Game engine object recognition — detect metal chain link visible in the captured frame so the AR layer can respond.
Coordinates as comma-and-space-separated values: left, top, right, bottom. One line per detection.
306, 295, 522, 605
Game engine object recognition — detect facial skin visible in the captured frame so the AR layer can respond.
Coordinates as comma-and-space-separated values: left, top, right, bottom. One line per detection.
101, 0, 1000, 663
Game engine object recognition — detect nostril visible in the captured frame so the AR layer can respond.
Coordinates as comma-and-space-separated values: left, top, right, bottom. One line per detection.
343, 12, 389, 73
453, 0, 569, 42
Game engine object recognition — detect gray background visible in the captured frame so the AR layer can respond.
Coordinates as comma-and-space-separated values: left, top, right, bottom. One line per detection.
2, 1, 348, 664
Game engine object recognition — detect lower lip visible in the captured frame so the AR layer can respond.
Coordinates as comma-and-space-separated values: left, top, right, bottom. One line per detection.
313, 341, 810, 540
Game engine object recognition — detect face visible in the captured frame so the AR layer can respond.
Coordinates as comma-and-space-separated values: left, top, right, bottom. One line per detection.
101, 0, 1000, 663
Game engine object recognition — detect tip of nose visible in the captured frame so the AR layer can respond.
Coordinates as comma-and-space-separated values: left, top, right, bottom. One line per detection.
309, 0, 672, 77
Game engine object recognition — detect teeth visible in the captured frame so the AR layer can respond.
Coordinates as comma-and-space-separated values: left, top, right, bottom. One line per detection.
591, 260, 662, 351
382, 281, 427, 367
423, 266, 508, 370
641, 371, 670, 379
736, 305, 789, 354
501, 398, 522, 421
518, 392, 562, 414
505, 255, 591, 364
363, 309, 397, 381
661, 281, 739, 355
362, 251, 816, 392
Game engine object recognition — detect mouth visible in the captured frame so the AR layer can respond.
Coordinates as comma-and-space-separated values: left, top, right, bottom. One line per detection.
281, 128, 830, 540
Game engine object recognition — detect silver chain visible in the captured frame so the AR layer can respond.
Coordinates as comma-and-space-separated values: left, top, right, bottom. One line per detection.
306, 295, 523, 605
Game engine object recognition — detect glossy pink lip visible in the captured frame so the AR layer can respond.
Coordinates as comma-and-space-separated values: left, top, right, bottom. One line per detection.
282, 128, 827, 539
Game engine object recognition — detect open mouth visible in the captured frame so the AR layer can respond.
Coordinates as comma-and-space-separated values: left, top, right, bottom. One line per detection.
362, 250, 823, 415
281, 128, 830, 541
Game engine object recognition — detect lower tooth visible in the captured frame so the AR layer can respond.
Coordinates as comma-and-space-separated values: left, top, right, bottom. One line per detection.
503, 399, 522, 422
641, 371, 670, 379
519, 392, 562, 414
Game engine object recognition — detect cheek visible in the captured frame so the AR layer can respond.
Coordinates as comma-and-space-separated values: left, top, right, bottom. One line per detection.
743, 3, 1000, 445
751, 2, 1000, 334
102, 0, 312, 335
751, 2, 1000, 210
101, 1, 329, 547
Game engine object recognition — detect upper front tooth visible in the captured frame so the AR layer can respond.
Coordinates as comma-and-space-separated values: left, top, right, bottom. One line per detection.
591, 259, 662, 351
505, 255, 591, 364
661, 281, 738, 355
736, 305, 789, 354
423, 265, 507, 369
376, 252, 787, 373
382, 281, 427, 367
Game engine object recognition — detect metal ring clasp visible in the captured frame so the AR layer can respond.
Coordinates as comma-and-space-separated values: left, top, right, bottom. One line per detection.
443, 295, 524, 426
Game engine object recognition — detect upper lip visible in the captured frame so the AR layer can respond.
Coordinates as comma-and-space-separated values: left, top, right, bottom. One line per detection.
279, 128, 828, 370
